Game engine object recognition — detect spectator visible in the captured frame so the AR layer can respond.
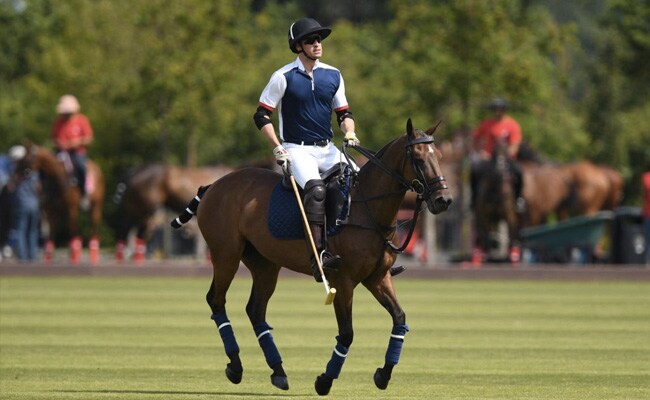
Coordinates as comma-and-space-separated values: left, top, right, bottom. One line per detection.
0, 152, 14, 260
9, 145, 41, 262
642, 165, 650, 263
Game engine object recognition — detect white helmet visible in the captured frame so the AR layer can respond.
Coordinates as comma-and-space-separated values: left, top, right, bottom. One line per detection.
56, 94, 80, 114
9, 145, 26, 161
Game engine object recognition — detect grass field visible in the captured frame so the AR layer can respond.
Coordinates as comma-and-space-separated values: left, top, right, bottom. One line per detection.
1, 275, 649, 399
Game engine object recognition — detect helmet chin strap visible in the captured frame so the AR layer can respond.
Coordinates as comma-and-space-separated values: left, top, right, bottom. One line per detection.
298, 47, 318, 62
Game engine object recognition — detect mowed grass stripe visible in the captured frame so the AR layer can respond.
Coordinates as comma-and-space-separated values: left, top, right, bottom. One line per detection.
1, 276, 649, 399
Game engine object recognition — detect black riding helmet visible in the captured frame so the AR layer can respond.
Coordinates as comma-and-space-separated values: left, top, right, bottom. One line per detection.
488, 97, 509, 110
288, 18, 332, 53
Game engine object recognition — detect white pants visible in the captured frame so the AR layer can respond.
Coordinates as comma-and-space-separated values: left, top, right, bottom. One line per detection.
284, 142, 357, 188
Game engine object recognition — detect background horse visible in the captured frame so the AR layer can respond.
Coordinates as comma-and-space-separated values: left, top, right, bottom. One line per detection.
473, 139, 521, 261
21, 143, 105, 263
113, 158, 280, 261
559, 161, 623, 217
519, 160, 573, 226
113, 163, 235, 261
517, 143, 623, 224
172, 119, 452, 395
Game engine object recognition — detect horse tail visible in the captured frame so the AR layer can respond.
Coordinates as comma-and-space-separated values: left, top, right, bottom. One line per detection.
170, 185, 210, 229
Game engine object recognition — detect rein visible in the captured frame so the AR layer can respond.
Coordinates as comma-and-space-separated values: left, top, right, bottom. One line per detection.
342, 134, 444, 253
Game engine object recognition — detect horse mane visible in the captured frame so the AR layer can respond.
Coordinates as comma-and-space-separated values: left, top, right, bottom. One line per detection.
371, 127, 430, 160
373, 136, 400, 159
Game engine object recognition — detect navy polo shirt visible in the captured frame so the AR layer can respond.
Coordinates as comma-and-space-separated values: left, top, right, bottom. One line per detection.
259, 58, 349, 144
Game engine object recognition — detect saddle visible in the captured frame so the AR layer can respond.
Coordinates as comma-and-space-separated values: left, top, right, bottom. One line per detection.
268, 165, 353, 240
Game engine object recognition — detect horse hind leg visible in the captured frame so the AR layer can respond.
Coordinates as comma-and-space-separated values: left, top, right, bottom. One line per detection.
206, 280, 243, 384
243, 248, 288, 390
205, 247, 245, 385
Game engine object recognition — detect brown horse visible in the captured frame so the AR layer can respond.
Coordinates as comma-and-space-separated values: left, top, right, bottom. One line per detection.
473, 139, 521, 261
519, 160, 573, 226
519, 160, 623, 225
172, 119, 452, 395
559, 161, 623, 217
113, 163, 235, 260
113, 158, 281, 261
20, 143, 105, 263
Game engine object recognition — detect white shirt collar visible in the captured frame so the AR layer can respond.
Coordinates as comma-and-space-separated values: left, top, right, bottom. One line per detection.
295, 57, 319, 72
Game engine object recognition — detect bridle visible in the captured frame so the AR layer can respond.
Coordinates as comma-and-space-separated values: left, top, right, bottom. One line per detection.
342, 132, 448, 252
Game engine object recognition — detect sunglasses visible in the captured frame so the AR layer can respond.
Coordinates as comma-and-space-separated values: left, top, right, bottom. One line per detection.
302, 35, 322, 45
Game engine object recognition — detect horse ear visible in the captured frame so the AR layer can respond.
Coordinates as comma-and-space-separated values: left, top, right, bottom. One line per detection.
426, 120, 443, 136
406, 118, 413, 138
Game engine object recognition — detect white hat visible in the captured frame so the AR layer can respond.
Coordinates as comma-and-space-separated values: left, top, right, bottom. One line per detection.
9, 145, 26, 161
56, 94, 80, 114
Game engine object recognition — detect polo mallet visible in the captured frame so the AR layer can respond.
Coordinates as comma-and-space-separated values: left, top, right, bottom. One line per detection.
289, 175, 337, 305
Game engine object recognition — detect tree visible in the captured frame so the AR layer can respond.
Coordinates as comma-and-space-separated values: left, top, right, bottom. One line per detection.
584, 0, 650, 200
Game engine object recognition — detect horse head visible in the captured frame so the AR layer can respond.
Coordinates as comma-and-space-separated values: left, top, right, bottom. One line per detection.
403, 118, 453, 214
20, 142, 68, 190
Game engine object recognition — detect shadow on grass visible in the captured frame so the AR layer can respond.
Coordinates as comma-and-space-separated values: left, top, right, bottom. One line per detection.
54, 389, 305, 397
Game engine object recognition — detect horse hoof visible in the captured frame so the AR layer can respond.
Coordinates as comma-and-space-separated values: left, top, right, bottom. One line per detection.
374, 367, 390, 390
314, 373, 333, 396
271, 373, 289, 390
225, 364, 242, 384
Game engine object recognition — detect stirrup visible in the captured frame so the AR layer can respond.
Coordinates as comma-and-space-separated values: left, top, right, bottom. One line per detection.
311, 251, 341, 283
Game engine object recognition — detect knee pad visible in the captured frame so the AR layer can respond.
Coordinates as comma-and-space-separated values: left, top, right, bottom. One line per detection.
304, 179, 326, 223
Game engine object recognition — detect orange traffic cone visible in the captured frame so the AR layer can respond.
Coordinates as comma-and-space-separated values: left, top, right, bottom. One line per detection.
509, 245, 521, 265
471, 246, 483, 267
70, 236, 83, 265
44, 240, 55, 263
134, 238, 146, 264
89, 236, 100, 265
115, 240, 125, 263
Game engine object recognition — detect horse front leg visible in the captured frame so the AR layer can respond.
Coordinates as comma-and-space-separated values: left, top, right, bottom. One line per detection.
364, 273, 408, 390
315, 281, 354, 396
206, 271, 243, 385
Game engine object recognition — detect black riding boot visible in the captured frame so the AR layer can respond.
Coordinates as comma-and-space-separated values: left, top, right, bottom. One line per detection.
309, 223, 341, 282
304, 179, 341, 283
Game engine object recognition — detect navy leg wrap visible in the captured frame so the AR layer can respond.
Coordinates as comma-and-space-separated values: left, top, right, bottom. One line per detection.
253, 322, 282, 367
325, 337, 350, 379
211, 313, 240, 355
385, 324, 409, 365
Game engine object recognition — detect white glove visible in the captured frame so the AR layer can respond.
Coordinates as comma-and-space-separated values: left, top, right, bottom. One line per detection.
273, 145, 292, 174
344, 131, 360, 147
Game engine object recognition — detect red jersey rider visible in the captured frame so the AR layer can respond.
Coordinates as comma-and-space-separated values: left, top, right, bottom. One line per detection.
470, 97, 524, 210
51, 94, 93, 198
